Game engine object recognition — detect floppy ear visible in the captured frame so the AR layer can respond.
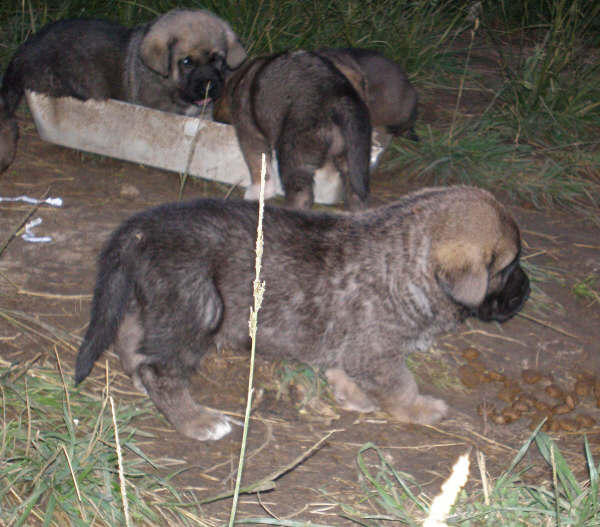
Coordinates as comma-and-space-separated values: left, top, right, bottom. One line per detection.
139, 29, 174, 77
224, 29, 246, 69
434, 243, 489, 308
329, 59, 368, 101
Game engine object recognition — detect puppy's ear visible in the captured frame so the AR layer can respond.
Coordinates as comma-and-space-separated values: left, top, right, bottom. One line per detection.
328, 58, 368, 100
434, 242, 488, 308
139, 28, 173, 77
223, 27, 246, 69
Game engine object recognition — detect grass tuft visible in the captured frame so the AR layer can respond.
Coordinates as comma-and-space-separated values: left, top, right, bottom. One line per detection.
0, 360, 206, 526
340, 426, 600, 526
480, 0, 600, 146
386, 121, 599, 212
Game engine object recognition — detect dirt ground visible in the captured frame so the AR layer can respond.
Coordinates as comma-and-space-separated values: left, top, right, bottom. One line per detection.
1, 108, 599, 525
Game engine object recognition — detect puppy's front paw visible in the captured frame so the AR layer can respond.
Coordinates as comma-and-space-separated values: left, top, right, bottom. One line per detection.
406, 394, 448, 425
326, 368, 377, 413
381, 391, 449, 425
177, 407, 233, 441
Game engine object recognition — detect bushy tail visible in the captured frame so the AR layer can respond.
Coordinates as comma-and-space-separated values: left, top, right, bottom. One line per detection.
74, 239, 134, 384
333, 97, 372, 204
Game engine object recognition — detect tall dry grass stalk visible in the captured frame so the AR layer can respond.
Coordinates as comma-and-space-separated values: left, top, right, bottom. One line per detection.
110, 395, 131, 527
228, 153, 267, 527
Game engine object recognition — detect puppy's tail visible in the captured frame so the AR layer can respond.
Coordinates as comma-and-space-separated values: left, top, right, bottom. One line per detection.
74, 233, 135, 385
333, 97, 372, 207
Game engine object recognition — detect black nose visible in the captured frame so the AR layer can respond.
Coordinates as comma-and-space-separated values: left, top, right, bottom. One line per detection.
475, 265, 530, 323
191, 66, 223, 99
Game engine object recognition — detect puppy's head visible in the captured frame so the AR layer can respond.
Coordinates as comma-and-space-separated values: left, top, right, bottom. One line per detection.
432, 187, 530, 322
140, 9, 246, 107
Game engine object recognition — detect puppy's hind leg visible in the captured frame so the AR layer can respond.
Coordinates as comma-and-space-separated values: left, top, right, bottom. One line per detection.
280, 167, 315, 209
332, 99, 371, 210
114, 309, 147, 394
237, 133, 277, 201
277, 133, 320, 209
116, 313, 231, 439
135, 274, 233, 441
138, 361, 233, 441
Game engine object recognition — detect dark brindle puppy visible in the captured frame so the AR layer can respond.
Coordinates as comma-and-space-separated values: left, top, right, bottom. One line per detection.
0, 96, 17, 172
316, 48, 419, 142
213, 50, 371, 209
0, 9, 246, 172
75, 186, 530, 441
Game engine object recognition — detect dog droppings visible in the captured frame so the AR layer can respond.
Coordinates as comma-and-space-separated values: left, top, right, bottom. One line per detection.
460, 347, 600, 434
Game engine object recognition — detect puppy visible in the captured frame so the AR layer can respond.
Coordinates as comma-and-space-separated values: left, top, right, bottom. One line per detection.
213, 50, 372, 209
75, 185, 530, 441
316, 48, 419, 142
0, 96, 17, 172
0, 9, 246, 172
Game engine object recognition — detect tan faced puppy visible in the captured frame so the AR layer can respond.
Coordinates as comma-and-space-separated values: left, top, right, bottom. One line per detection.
75, 186, 529, 440
0, 9, 246, 172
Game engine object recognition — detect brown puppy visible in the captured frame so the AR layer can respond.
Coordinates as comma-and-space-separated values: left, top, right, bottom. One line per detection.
317, 48, 419, 142
0, 9, 246, 172
313, 48, 419, 184
213, 50, 371, 209
75, 185, 530, 441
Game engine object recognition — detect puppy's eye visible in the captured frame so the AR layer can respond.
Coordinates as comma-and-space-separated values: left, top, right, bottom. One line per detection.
179, 57, 194, 68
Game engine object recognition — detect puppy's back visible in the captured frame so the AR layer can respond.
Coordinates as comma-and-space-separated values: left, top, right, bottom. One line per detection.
2, 18, 131, 113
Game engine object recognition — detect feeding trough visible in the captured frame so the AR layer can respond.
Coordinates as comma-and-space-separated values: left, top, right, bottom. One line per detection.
26, 91, 388, 205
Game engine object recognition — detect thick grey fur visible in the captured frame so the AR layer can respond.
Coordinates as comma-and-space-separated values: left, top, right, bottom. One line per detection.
75, 186, 530, 440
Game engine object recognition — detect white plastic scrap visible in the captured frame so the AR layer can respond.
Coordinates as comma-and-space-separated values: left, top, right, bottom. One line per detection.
0, 195, 63, 207
1, 194, 63, 243
22, 217, 52, 243
423, 451, 470, 527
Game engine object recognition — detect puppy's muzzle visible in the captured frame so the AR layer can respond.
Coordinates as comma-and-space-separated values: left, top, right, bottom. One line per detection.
476, 265, 530, 323
182, 65, 224, 104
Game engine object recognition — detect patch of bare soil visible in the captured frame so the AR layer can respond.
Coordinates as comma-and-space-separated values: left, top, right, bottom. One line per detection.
1, 109, 599, 525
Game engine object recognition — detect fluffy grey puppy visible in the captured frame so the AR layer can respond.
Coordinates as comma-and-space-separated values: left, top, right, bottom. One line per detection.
75, 185, 530, 440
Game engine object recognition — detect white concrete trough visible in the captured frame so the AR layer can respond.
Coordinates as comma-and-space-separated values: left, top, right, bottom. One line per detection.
26, 91, 387, 205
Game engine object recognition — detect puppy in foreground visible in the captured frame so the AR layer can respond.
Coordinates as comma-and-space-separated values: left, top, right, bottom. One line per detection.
213, 50, 371, 209
75, 186, 530, 441
0, 9, 246, 172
